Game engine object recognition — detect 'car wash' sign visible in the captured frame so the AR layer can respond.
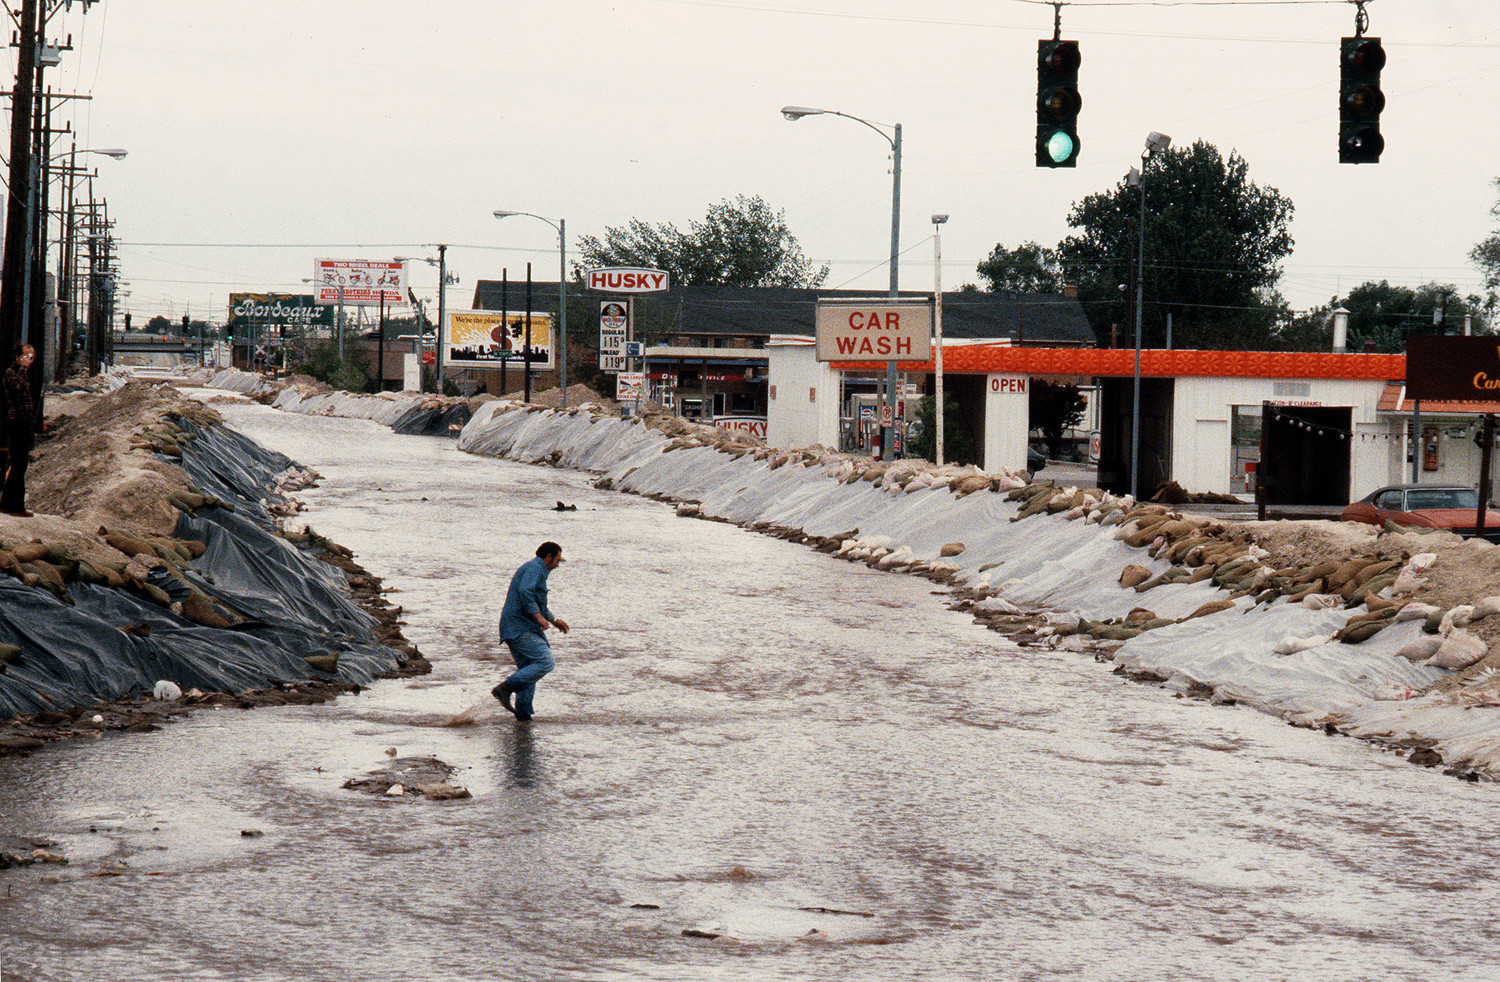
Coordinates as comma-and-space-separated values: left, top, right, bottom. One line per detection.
815, 299, 932, 362
1408, 336, 1500, 401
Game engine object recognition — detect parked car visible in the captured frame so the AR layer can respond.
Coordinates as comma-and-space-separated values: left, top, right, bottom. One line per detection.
1341, 484, 1500, 541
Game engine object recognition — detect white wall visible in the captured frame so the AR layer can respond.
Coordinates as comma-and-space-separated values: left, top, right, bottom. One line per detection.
1170, 376, 1390, 496
1404, 414, 1491, 490
766, 341, 839, 450
982, 374, 1031, 474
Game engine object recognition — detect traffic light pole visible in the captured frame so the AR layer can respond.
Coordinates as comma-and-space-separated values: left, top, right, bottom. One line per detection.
884, 122, 901, 462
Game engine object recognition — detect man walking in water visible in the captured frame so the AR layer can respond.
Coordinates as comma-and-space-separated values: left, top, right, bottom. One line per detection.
493, 541, 569, 721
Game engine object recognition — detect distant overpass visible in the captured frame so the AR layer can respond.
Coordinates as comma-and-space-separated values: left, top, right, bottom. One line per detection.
111, 333, 225, 367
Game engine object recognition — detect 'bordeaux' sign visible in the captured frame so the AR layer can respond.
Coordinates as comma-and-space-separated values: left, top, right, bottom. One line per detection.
1407, 336, 1500, 402
814, 299, 933, 363
229, 293, 332, 330
586, 267, 670, 293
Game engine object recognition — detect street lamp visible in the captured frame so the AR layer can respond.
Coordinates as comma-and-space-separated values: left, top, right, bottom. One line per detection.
302, 276, 348, 361
931, 213, 948, 466
395, 247, 456, 393
1127, 131, 1170, 499
493, 211, 568, 407
782, 105, 902, 461
26, 147, 127, 382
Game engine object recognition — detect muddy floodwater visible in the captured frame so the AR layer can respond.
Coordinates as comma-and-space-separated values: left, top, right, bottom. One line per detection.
3, 402, 1500, 982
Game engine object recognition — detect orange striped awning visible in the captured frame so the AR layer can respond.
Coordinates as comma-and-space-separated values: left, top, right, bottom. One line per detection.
833, 346, 1407, 381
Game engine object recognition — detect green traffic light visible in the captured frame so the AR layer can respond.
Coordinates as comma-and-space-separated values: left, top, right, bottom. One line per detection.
1046, 130, 1076, 165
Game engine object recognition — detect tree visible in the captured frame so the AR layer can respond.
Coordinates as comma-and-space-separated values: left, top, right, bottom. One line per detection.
145, 314, 171, 333
976, 241, 1063, 293
287, 340, 367, 392
1294, 280, 1488, 354
1029, 380, 1086, 457
1056, 140, 1294, 350
1471, 178, 1500, 320
907, 393, 976, 465
577, 195, 828, 288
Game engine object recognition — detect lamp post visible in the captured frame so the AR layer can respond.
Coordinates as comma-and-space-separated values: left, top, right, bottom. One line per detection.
931, 213, 948, 465
782, 105, 902, 461
1127, 131, 1170, 499
494, 211, 568, 407
395, 247, 457, 393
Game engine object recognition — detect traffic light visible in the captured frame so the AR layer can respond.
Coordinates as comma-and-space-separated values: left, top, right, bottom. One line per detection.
1036, 39, 1081, 167
1339, 36, 1385, 163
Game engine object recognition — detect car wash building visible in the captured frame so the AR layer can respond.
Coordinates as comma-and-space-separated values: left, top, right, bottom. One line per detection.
770, 341, 1496, 505
606, 285, 1094, 441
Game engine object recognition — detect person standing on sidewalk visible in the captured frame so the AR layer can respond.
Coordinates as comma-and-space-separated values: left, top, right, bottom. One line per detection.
1, 343, 36, 518
493, 541, 569, 721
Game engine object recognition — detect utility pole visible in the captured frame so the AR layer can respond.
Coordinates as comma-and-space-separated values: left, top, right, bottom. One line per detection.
1, 0, 40, 356
435, 243, 447, 393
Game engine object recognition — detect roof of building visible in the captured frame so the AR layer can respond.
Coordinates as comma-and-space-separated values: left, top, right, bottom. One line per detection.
1378, 381, 1500, 415
471, 281, 1096, 346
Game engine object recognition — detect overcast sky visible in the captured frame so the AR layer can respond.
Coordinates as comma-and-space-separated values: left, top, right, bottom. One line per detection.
26, 0, 1500, 325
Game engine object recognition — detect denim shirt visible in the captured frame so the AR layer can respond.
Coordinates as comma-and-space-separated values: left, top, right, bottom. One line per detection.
499, 557, 555, 641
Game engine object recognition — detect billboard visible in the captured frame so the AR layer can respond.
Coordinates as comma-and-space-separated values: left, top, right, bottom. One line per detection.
312, 259, 407, 307
228, 293, 332, 332
443, 309, 554, 370
1407, 336, 1500, 402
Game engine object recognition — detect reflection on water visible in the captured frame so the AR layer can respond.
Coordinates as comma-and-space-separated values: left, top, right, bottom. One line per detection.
0, 404, 1498, 982
505, 723, 540, 789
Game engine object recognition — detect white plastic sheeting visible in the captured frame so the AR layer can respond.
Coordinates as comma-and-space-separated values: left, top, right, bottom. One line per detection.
454, 402, 1500, 778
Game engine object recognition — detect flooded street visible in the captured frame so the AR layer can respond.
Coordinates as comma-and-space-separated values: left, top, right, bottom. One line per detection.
3, 402, 1500, 981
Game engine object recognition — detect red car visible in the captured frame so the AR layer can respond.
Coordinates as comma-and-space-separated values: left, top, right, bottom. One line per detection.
1342, 484, 1500, 542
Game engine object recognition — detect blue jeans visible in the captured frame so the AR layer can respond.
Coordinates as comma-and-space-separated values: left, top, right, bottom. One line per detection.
502, 630, 554, 719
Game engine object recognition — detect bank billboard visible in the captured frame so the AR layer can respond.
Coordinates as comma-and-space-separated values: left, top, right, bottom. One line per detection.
443, 309, 554, 370
228, 293, 333, 333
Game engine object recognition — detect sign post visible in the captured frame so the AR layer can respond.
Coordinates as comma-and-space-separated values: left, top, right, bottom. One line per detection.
599, 300, 627, 373
586, 266, 669, 382
815, 298, 932, 458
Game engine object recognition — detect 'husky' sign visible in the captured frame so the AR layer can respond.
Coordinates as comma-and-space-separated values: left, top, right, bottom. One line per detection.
586, 267, 670, 293
815, 299, 933, 363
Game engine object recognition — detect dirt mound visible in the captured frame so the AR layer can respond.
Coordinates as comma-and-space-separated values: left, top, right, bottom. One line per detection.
30, 381, 216, 538
492, 382, 617, 413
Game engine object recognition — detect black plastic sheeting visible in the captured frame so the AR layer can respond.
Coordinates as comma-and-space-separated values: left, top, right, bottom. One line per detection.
391, 401, 471, 437
0, 415, 400, 718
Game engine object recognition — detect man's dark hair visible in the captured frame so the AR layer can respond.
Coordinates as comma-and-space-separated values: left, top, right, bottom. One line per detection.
13, 342, 33, 359
536, 541, 562, 559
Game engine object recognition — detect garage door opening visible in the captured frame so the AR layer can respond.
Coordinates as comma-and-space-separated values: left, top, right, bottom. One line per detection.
1258, 404, 1352, 506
